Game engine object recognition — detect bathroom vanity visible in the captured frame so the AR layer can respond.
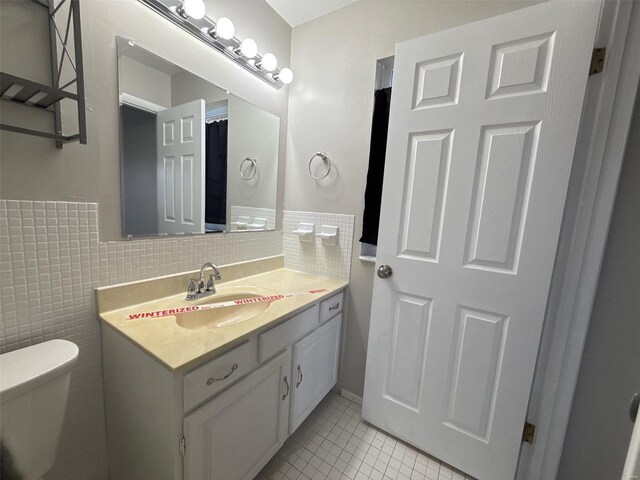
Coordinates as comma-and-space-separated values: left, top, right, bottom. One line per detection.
97, 257, 347, 480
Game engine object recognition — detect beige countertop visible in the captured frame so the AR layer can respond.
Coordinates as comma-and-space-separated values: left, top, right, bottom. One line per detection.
97, 267, 347, 371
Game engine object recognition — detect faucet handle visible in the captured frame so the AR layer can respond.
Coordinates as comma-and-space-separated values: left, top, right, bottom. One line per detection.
186, 279, 198, 300
206, 274, 217, 293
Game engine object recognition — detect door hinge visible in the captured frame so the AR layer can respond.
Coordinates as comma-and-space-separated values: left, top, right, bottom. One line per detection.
179, 435, 186, 456
522, 422, 536, 444
589, 48, 606, 76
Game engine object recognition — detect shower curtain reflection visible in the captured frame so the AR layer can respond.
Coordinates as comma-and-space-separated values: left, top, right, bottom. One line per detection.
205, 119, 228, 232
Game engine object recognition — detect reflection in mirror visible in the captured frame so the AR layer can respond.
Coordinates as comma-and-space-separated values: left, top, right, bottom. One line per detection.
117, 38, 280, 237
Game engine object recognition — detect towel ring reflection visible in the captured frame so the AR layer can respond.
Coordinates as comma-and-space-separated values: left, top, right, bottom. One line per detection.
240, 157, 257, 180
308, 152, 331, 180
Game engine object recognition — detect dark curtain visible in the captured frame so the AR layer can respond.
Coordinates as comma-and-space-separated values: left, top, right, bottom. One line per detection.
360, 87, 392, 245
205, 120, 228, 225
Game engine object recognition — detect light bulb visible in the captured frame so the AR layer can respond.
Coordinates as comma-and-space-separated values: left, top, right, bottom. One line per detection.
258, 52, 277, 72
215, 17, 235, 39
181, 0, 205, 19
239, 38, 258, 59
276, 67, 293, 85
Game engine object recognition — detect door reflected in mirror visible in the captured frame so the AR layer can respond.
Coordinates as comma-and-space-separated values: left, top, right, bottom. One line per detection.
117, 38, 279, 237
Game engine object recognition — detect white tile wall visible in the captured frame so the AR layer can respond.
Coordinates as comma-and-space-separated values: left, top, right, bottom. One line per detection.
283, 211, 355, 282
0, 199, 282, 480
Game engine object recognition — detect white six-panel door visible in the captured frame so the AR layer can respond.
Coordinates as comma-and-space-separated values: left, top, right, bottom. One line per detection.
156, 99, 206, 234
362, 2, 601, 479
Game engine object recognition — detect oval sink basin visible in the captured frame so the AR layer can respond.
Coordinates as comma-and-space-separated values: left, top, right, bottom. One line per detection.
176, 291, 273, 330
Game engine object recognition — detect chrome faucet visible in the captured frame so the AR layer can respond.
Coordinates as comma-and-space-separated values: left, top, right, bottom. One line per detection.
186, 262, 222, 301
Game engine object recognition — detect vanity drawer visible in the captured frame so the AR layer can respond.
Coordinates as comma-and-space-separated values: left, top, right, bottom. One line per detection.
183, 339, 257, 411
320, 291, 343, 323
259, 305, 319, 362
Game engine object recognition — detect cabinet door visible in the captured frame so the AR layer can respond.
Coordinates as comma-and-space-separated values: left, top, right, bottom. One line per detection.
291, 314, 342, 432
183, 348, 292, 480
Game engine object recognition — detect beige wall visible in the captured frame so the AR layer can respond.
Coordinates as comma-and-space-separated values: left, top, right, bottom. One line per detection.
0, 0, 291, 241
170, 69, 228, 106
120, 56, 172, 108
227, 95, 280, 218
286, 0, 537, 396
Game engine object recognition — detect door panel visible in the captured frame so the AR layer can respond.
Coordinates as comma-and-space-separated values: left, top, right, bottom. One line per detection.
445, 306, 508, 441
291, 315, 341, 433
383, 293, 432, 411
413, 53, 463, 109
486, 33, 554, 99
362, 2, 601, 479
399, 130, 452, 261
464, 122, 539, 272
156, 99, 205, 234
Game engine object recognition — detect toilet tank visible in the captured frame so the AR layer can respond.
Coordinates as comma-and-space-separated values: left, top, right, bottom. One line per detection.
0, 339, 79, 480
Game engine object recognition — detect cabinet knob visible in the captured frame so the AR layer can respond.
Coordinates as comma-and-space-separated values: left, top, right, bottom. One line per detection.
377, 265, 393, 279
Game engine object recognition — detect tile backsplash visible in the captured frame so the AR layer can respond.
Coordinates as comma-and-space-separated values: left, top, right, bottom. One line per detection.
0, 199, 282, 480
283, 210, 355, 282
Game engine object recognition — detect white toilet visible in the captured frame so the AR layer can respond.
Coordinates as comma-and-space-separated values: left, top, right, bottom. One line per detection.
0, 339, 79, 480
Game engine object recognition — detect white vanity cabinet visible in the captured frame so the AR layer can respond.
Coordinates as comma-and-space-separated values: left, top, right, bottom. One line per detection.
101, 287, 345, 480
183, 348, 292, 480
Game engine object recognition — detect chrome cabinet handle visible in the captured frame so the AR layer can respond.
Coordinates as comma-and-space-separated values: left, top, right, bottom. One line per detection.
282, 376, 290, 400
296, 364, 303, 388
206, 363, 238, 385
377, 265, 393, 279
631, 392, 639, 423
329, 302, 340, 311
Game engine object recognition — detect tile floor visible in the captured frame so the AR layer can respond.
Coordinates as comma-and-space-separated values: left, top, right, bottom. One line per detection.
255, 392, 474, 480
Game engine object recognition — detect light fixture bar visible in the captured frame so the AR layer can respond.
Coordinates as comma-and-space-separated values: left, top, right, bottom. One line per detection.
138, 0, 285, 89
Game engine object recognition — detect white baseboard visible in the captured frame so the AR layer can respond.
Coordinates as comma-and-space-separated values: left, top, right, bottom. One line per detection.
340, 389, 363, 405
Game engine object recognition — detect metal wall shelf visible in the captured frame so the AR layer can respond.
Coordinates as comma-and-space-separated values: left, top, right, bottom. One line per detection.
0, 0, 86, 147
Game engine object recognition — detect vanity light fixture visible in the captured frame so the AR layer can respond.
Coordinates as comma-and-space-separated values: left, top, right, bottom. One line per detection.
206, 16, 235, 40
176, 0, 205, 20
275, 67, 293, 85
257, 52, 277, 72
236, 38, 258, 59
138, 0, 293, 89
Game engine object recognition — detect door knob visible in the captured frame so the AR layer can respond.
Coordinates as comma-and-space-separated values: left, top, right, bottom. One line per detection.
377, 265, 393, 279
631, 392, 639, 423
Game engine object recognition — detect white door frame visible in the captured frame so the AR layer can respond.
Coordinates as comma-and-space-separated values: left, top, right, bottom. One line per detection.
517, 1, 640, 478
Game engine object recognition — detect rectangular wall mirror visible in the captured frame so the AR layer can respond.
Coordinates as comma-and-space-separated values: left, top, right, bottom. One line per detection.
117, 37, 280, 238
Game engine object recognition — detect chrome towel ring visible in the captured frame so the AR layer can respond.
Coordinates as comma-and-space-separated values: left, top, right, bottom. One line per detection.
240, 157, 257, 180
308, 152, 331, 180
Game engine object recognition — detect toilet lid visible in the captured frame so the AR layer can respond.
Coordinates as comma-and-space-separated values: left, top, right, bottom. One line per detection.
0, 339, 79, 403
